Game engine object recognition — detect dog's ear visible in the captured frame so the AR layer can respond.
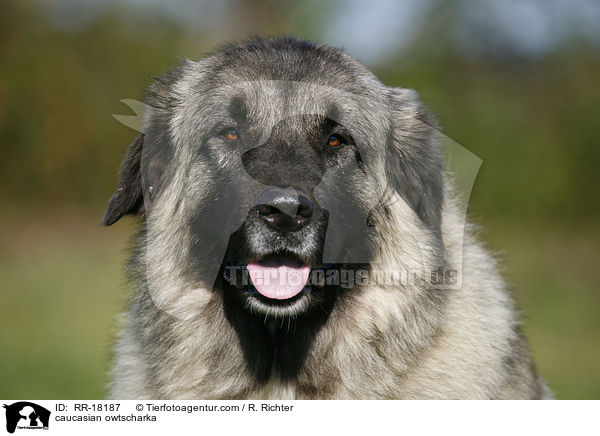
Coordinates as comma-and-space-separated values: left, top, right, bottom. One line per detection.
102, 133, 145, 226
386, 87, 444, 234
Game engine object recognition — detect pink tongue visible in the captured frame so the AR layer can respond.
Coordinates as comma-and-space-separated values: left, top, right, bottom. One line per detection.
247, 263, 310, 300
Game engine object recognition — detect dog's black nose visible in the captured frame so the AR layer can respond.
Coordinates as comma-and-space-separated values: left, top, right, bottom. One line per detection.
256, 187, 314, 234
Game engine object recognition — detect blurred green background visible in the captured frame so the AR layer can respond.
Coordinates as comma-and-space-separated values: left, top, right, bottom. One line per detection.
1, 0, 599, 399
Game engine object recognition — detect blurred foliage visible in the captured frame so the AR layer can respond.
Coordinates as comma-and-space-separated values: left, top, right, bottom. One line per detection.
0, 0, 598, 399
0, 0, 189, 206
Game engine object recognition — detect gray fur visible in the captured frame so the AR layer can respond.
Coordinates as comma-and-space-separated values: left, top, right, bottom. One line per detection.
104, 37, 551, 399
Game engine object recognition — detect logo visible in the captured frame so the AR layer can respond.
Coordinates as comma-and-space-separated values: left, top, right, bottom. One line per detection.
3, 403, 50, 434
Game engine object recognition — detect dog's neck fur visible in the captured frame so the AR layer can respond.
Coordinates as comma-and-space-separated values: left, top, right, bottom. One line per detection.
219, 274, 337, 383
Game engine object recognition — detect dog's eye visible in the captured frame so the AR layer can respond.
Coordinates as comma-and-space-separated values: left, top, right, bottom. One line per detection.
223, 128, 239, 141
327, 135, 343, 148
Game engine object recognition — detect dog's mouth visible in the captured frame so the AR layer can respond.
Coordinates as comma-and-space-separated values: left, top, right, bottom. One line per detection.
247, 253, 311, 301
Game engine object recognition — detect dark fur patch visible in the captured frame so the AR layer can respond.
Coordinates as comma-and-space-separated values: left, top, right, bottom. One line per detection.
102, 133, 145, 226
386, 93, 444, 234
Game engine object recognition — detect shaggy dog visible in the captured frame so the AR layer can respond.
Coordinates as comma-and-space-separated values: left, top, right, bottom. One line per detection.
103, 37, 551, 399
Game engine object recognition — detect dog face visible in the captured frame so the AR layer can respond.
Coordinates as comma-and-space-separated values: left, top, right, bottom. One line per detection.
219, 110, 377, 316
103, 38, 444, 321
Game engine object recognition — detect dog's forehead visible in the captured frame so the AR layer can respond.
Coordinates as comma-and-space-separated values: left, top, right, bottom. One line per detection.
169, 60, 390, 148
207, 80, 385, 146
219, 80, 358, 120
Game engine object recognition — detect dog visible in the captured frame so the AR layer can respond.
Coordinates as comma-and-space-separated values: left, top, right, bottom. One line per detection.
102, 37, 551, 399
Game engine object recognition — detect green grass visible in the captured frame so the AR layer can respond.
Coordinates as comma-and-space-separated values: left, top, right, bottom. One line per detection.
484, 221, 600, 399
0, 211, 131, 398
0, 211, 598, 398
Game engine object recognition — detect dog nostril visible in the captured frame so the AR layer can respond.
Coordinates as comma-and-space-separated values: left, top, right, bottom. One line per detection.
296, 196, 314, 219
257, 204, 277, 217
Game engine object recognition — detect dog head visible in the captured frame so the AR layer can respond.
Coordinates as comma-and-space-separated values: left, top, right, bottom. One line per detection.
103, 37, 444, 320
